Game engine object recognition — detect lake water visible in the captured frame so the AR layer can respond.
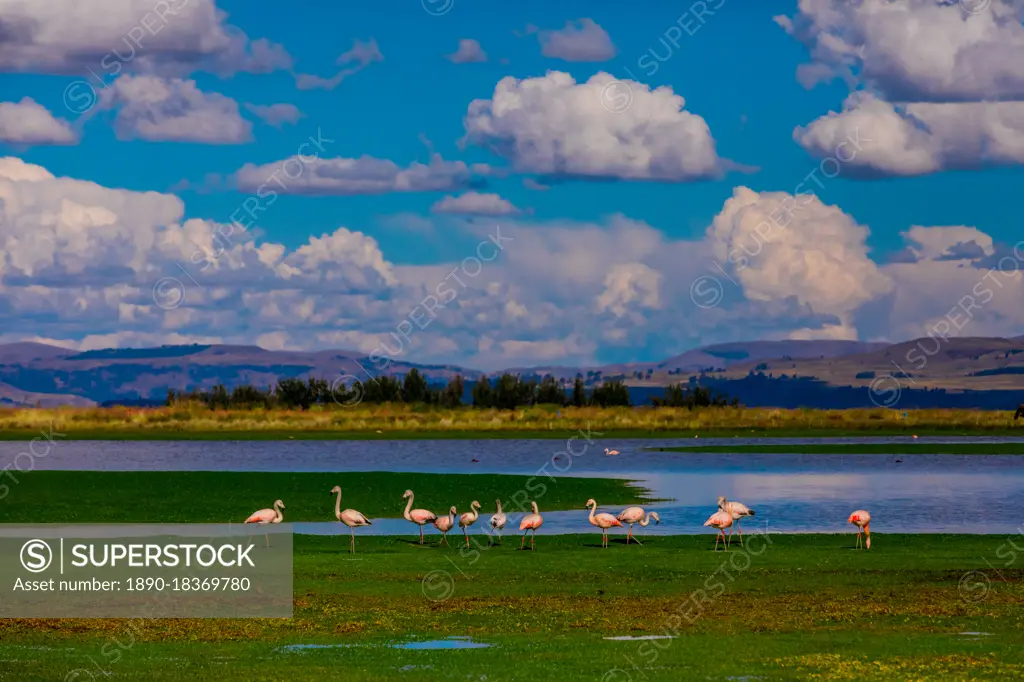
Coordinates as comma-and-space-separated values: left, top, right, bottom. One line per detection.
3, 437, 1023, 534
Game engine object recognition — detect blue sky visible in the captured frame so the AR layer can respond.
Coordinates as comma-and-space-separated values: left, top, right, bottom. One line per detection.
1, 0, 1023, 369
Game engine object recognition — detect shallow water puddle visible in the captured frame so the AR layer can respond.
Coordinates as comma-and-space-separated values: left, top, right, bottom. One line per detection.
604, 635, 676, 641
389, 637, 490, 650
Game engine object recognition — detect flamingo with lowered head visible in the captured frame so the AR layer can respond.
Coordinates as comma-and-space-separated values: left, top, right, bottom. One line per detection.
330, 486, 371, 554
459, 500, 481, 548
848, 509, 871, 549
718, 496, 755, 545
519, 501, 543, 550
402, 490, 437, 545
704, 509, 733, 551
586, 498, 622, 548
489, 499, 507, 545
244, 499, 284, 547
433, 506, 457, 546
617, 506, 659, 545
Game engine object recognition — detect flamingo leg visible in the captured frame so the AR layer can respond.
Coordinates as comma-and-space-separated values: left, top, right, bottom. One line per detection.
419, 525, 424, 545
714, 531, 720, 551
531, 529, 536, 550
521, 533, 526, 549
349, 527, 355, 554
464, 528, 469, 548
736, 521, 743, 545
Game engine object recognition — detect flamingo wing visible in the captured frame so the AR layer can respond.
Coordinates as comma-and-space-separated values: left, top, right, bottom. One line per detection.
410, 509, 437, 524
245, 509, 274, 524
342, 509, 371, 526
519, 514, 542, 530
617, 507, 644, 523
595, 513, 622, 526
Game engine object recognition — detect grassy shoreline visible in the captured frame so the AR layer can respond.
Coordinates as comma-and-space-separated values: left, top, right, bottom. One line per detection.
0, 404, 1023, 440
653, 442, 1024, 454
2, 534, 1022, 680
0, 472, 655, 523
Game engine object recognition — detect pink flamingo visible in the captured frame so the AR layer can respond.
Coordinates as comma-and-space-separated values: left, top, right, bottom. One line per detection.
433, 506, 457, 546
604, 448, 620, 456
331, 486, 371, 554
402, 489, 437, 545
244, 499, 284, 547
849, 510, 871, 549
718, 496, 755, 545
458, 500, 481, 548
489, 499, 507, 545
586, 498, 622, 548
617, 507, 660, 545
704, 509, 733, 551
519, 501, 543, 550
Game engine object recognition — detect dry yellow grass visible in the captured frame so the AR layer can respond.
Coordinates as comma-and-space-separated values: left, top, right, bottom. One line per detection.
0, 404, 1019, 437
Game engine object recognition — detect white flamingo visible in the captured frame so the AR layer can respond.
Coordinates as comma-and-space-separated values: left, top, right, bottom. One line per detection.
718, 496, 755, 545
586, 498, 622, 548
617, 506, 660, 545
244, 499, 284, 547
331, 486, 371, 554
402, 489, 437, 545
459, 500, 481, 548
433, 506, 457, 546
489, 499, 507, 545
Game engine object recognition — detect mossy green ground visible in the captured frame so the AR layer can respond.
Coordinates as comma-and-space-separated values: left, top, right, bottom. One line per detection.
1, 534, 1022, 681
0, 472, 655, 523
652, 442, 1024, 455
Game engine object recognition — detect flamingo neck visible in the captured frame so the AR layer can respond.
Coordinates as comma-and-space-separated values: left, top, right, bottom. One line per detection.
588, 502, 597, 524
640, 513, 651, 527
334, 490, 342, 518
403, 494, 413, 521
496, 500, 502, 514
274, 501, 283, 522
470, 502, 480, 520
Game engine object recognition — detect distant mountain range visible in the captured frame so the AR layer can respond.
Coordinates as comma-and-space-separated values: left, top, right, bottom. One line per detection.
1, 336, 1023, 409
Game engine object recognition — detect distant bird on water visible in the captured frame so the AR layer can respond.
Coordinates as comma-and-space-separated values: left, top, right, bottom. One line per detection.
848, 510, 871, 549
605, 448, 620, 456
704, 509, 734, 551
489, 499, 507, 545
519, 501, 543, 550
330, 486, 370, 554
617, 506, 659, 545
718, 496, 755, 545
433, 506, 457, 546
586, 498, 622, 548
401, 490, 437, 545
244, 499, 284, 547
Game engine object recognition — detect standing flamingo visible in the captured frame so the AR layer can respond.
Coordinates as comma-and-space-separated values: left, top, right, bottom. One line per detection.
433, 506, 457, 546
604, 448, 620, 456
703, 509, 733, 551
848, 509, 871, 549
330, 486, 371, 554
489, 499, 507, 545
402, 490, 437, 545
586, 498, 622, 548
718, 496, 755, 545
617, 507, 660, 545
519, 501, 543, 550
244, 499, 284, 547
459, 500, 481, 548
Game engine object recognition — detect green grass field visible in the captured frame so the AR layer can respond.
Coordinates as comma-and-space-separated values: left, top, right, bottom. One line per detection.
1, 534, 1022, 681
0, 472, 655, 523
652, 443, 1024, 455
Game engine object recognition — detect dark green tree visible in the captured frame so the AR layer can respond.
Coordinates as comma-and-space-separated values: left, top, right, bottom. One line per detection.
401, 368, 429, 404
536, 376, 566, 405
441, 375, 465, 408
471, 376, 494, 407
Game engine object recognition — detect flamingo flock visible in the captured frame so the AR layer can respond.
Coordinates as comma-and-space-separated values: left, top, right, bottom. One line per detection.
244, 491, 874, 552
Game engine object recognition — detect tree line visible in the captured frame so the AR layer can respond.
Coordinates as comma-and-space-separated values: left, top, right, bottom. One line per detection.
166, 369, 739, 410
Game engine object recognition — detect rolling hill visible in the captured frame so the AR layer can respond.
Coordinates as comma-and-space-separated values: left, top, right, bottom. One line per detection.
0, 336, 1021, 408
